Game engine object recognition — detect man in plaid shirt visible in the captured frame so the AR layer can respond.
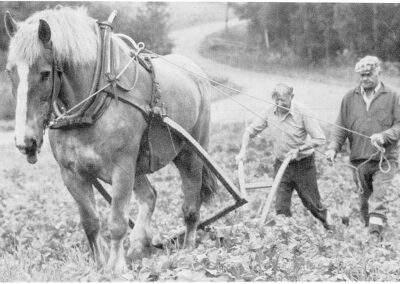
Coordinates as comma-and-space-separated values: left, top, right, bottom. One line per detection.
236, 83, 331, 229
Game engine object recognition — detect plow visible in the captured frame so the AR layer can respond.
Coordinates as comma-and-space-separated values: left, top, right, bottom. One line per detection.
86, 11, 292, 248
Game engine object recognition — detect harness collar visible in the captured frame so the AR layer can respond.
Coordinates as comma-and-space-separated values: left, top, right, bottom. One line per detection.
47, 23, 104, 129
45, 16, 160, 130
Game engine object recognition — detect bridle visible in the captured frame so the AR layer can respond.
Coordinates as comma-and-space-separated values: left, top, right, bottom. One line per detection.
43, 23, 103, 130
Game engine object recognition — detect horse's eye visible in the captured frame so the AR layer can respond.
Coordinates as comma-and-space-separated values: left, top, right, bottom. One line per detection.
40, 71, 51, 81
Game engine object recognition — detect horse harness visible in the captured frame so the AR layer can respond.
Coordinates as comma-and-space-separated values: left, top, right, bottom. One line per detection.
47, 17, 163, 130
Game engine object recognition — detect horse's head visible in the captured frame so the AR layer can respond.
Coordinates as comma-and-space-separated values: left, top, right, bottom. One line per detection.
5, 12, 55, 163
5, 7, 98, 164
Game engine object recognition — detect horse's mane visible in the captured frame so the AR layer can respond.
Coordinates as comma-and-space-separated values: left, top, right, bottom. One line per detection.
8, 6, 98, 68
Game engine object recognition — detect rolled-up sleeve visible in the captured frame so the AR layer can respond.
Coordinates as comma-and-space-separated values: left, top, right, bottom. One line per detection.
303, 111, 326, 148
245, 108, 270, 138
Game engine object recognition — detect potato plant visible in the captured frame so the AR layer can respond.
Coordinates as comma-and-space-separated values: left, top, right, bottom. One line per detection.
1, 123, 400, 281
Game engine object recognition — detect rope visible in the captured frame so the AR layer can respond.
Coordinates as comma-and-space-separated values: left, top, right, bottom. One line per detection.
145, 49, 393, 175
53, 42, 144, 123
213, 73, 392, 176
145, 50, 371, 140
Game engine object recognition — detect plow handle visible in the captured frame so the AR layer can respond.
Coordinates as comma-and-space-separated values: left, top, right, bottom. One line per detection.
259, 154, 292, 225
237, 160, 248, 199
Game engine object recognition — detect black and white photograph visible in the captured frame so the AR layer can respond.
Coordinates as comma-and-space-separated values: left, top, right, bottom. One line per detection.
1, 1, 400, 281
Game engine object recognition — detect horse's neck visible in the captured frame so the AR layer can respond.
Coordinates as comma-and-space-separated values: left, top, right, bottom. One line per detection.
112, 40, 153, 101
61, 64, 95, 108
60, 40, 153, 109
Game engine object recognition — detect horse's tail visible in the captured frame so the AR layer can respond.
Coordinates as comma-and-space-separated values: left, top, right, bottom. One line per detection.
201, 164, 218, 203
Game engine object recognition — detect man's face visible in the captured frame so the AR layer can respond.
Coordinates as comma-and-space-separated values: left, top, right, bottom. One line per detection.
359, 70, 380, 90
272, 92, 293, 111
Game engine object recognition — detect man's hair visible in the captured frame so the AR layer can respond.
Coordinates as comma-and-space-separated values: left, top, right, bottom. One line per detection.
272, 83, 294, 97
354, 55, 381, 74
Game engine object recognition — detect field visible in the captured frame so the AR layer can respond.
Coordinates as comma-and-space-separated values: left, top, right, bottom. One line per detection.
1, 123, 400, 281
2, 3, 400, 281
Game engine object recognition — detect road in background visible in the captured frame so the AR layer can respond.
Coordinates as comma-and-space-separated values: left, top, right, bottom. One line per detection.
170, 20, 351, 126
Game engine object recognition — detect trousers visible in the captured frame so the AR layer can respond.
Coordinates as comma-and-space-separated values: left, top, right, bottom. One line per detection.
274, 154, 328, 226
351, 158, 397, 233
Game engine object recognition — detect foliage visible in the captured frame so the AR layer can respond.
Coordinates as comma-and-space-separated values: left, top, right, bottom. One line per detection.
0, 1, 173, 55
232, 3, 400, 65
1, 122, 400, 281
128, 2, 173, 55
200, 24, 400, 88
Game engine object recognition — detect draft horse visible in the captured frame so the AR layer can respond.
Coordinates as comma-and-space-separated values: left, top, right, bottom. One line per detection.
5, 6, 217, 272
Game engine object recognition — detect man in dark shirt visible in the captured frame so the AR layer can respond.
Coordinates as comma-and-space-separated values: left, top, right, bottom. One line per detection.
326, 56, 400, 239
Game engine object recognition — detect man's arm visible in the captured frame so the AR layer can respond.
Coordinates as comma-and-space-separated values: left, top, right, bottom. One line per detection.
328, 98, 349, 152
236, 131, 251, 162
382, 92, 400, 144
236, 109, 269, 163
301, 110, 326, 151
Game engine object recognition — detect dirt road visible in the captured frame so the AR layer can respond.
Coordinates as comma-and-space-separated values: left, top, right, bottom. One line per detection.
170, 20, 351, 125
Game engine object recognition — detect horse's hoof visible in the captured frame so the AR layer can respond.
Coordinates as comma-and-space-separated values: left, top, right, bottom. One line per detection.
183, 241, 196, 250
95, 259, 107, 272
106, 260, 128, 275
127, 242, 152, 260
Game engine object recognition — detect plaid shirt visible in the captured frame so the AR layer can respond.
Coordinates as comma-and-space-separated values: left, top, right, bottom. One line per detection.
361, 82, 382, 111
246, 101, 326, 161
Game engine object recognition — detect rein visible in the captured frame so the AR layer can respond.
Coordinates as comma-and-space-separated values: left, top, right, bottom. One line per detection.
49, 43, 144, 126
330, 147, 391, 196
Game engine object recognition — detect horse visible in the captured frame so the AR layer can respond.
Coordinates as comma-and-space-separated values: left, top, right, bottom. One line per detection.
4, 6, 217, 272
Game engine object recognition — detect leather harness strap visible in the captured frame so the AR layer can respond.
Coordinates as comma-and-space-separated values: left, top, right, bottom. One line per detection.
48, 18, 160, 129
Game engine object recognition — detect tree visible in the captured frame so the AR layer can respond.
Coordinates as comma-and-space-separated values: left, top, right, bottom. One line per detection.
128, 2, 174, 55
0, 1, 53, 50
0, 2, 174, 55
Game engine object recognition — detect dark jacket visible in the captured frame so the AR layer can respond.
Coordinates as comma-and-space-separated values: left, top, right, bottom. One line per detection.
328, 83, 400, 162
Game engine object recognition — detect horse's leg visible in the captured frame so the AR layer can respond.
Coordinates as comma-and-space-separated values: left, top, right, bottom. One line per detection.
107, 157, 136, 273
127, 175, 157, 258
60, 168, 108, 269
174, 149, 203, 248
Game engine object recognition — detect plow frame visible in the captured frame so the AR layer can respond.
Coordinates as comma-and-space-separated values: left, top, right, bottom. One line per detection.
91, 115, 247, 248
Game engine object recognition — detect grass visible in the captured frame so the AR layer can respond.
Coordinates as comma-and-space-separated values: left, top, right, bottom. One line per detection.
1, 122, 400, 281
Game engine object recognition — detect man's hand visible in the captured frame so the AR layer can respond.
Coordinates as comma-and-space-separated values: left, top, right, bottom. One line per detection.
370, 133, 385, 149
286, 148, 300, 160
235, 152, 245, 164
325, 149, 337, 162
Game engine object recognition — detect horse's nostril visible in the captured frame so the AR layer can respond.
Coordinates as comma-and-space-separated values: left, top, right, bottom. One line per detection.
16, 137, 38, 154
24, 137, 37, 149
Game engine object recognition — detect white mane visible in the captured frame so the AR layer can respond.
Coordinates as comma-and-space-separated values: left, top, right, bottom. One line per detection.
8, 6, 98, 68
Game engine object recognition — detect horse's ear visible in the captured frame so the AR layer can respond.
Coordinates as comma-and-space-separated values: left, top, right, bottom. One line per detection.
4, 11, 18, 38
38, 19, 51, 45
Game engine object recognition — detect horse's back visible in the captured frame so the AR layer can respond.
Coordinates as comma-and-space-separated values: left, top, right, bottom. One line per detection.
152, 54, 211, 130
135, 54, 212, 173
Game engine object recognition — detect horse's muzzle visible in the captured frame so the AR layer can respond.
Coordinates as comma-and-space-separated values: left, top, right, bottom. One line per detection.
15, 136, 40, 164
